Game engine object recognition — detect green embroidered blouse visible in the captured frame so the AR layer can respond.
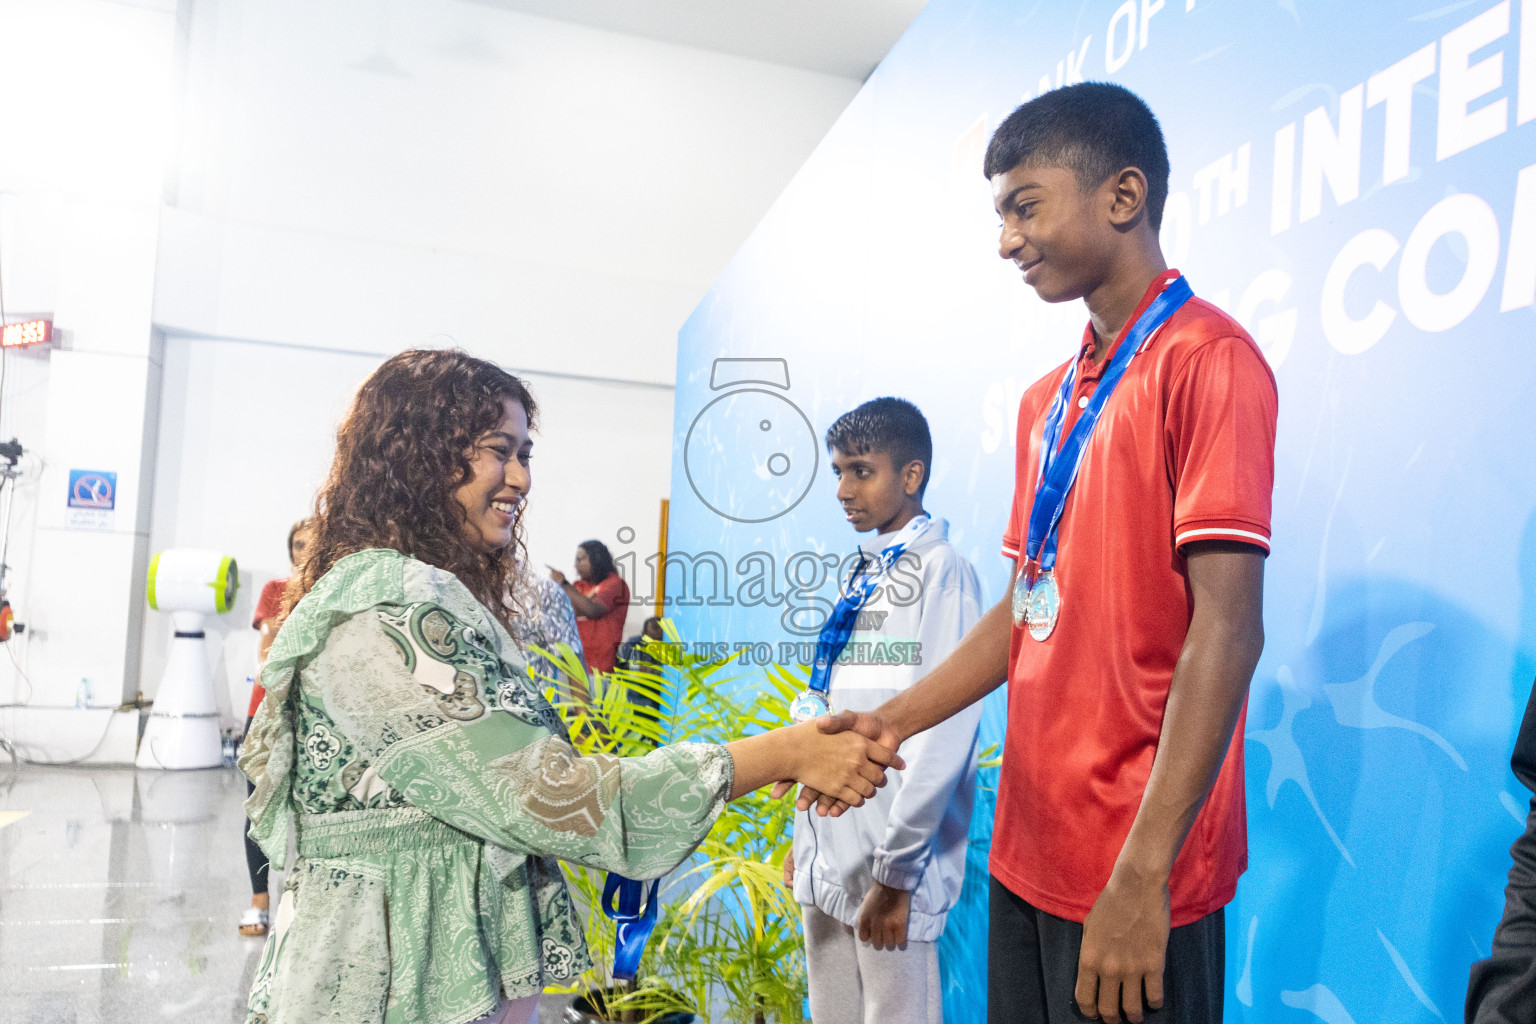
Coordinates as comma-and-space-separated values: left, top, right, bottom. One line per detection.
239, 550, 733, 1024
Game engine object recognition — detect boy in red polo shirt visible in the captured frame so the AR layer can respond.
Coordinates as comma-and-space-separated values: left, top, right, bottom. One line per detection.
793, 83, 1277, 1023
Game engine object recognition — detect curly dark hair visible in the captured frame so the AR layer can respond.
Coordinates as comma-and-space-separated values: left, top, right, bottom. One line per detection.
288, 349, 538, 631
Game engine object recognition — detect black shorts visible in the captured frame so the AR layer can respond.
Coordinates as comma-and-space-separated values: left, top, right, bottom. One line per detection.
988, 876, 1225, 1024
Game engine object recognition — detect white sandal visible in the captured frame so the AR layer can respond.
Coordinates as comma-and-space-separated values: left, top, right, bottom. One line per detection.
238, 906, 270, 936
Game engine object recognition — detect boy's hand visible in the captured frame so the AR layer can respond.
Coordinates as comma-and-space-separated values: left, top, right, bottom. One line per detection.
781, 847, 794, 888
1073, 866, 1170, 1024
857, 881, 912, 951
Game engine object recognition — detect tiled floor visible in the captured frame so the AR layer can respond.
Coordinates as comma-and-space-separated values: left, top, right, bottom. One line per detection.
0, 764, 574, 1024
0, 763, 266, 1023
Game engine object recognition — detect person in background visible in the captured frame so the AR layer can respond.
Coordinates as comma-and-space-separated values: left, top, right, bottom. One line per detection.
617, 616, 668, 737
550, 540, 629, 674
1466, 678, 1536, 1023
511, 570, 588, 697
238, 517, 314, 938
785, 397, 984, 1024
616, 615, 665, 674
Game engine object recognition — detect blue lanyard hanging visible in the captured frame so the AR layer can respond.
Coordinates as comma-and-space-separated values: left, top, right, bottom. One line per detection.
1023, 276, 1192, 576
602, 873, 660, 982
806, 514, 931, 696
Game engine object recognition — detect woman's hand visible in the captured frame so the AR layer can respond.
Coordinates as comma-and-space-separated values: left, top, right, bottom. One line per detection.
725, 721, 904, 804
548, 566, 568, 585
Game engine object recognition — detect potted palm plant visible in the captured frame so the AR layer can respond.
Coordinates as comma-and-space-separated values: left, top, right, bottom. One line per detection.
533, 626, 809, 1024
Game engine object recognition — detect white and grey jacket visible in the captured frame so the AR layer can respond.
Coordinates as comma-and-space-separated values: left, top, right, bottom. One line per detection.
791, 516, 984, 942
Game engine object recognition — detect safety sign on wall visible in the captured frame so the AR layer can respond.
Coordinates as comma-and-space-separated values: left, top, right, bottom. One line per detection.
66, 469, 116, 531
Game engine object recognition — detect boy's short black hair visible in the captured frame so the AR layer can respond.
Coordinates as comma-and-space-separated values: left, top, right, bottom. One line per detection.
983, 82, 1170, 230
825, 397, 934, 498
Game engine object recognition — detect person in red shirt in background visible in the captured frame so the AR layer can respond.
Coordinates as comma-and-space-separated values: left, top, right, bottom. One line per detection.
550, 539, 630, 674
791, 83, 1276, 1024
238, 518, 314, 937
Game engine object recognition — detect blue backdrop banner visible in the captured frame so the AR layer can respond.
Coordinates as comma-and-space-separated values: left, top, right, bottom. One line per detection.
652, 1, 1536, 1019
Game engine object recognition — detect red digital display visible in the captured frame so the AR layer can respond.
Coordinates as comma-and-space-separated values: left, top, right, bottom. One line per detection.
1, 320, 51, 348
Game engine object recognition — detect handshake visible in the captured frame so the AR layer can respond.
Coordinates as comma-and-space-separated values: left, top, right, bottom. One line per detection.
765, 710, 905, 815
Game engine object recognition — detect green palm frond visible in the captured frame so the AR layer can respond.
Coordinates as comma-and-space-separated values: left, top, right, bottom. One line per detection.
542, 621, 807, 1023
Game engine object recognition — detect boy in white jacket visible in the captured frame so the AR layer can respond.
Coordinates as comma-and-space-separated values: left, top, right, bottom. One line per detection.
785, 397, 983, 1024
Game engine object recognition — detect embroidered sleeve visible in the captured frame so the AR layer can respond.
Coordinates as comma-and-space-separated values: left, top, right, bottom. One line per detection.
309, 602, 732, 880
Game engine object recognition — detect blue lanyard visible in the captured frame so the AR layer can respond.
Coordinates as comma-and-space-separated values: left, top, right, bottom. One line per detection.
807, 515, 931, 695
1024, 276, 1193, 574
602, 873, 660, 981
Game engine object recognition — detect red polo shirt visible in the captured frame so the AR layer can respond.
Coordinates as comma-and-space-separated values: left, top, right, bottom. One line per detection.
994, 270, 1278, 926
574, 573, 630, 674
247, 577, 288, 718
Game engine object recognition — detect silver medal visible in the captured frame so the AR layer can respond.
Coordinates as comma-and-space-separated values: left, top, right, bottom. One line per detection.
789, 689, 832, 723
1011, 571, 1032, 627
1025, 571, 1060, 642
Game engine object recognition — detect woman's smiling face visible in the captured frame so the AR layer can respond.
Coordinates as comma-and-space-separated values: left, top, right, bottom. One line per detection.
452, 399, 532, 555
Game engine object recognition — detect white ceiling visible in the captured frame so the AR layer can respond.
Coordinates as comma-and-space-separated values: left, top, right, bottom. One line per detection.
465, 0, 931, 81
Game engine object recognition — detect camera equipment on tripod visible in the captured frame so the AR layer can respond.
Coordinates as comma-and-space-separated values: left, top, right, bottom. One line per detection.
0, 439, 23, 643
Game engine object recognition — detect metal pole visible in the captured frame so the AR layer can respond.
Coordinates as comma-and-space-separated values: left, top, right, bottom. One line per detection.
653, 498, 668, 621
0, 464, 18, 596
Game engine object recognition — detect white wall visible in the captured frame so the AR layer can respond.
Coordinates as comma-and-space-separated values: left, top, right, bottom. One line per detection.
155, 0, 862, 382
0, 0, 179, 763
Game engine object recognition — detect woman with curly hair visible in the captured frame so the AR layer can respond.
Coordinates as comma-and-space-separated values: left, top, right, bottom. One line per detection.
239, 349, 900, 1024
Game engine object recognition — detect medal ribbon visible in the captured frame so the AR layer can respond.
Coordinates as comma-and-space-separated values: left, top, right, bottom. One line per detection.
1024, 275, 1193, 574
602, 873, 660, 981
805, 514, 932, 696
